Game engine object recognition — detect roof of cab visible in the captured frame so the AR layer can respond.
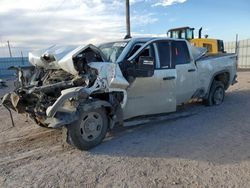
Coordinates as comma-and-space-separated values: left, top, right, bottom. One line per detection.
97, 37, 189, 56
101, 37, 188, 45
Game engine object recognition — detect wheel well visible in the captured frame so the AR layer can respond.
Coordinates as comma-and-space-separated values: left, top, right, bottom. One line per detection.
89, 92, 125, 127
214, 72, 230, 89
205, 72, 230, 99
91, 92, 124, 103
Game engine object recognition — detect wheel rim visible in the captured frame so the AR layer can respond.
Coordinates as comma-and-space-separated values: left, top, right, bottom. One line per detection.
213, 87, 224, 105
79, 112, 103, 141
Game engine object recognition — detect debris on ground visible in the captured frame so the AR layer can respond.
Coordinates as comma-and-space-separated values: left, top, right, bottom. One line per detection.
0, 72, 250, 187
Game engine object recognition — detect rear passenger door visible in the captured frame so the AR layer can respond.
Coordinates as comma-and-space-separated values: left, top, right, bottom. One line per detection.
171, 41, 197, 105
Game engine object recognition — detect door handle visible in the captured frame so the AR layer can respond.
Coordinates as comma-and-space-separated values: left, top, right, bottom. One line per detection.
188, 69, 196, 72
163, 76, 176, 80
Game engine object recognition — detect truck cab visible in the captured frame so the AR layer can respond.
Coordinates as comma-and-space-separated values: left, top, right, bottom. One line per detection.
111, 38, 198, 119
98, 37, 236, 120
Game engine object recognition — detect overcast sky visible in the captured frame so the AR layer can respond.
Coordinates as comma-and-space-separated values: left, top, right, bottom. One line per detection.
0, 0, 250, 57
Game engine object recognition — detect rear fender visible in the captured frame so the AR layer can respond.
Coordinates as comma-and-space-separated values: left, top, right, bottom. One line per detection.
205, 70, 230, 98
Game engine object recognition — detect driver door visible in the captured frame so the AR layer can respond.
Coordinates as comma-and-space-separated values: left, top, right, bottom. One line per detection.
123, 40, 177, 120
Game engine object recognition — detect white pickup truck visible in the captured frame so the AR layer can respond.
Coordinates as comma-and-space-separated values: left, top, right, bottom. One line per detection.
2, 37, 237, 150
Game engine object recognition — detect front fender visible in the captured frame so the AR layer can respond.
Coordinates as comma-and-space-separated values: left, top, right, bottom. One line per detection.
45, 110, 79, 128
78, 100, 112, 112
45, 100, 113, 129
46, 86, 90, 117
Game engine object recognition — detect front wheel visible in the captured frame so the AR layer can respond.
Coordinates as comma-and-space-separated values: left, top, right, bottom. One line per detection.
204, 81, 225, 106
66, 107, 108, 150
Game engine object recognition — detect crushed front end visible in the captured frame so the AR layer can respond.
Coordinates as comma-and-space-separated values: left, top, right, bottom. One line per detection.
2, 45, 108, 127
2, 66, 96, 127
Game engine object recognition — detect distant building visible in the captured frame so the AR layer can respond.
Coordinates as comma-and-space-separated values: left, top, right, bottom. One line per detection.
0, 57, 30, 77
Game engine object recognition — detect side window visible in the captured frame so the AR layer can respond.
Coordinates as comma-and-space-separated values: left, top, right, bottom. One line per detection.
127, 43, 144, 58
156, 41, 171, 69
135, 44, 155, 65
171, 41, 190, 66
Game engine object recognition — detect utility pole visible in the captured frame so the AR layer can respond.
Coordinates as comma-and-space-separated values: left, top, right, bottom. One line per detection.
21, 51, 24, 65
7, 41, 12, 58
235, 34, 239, 54
125, 0, 131, 39
235, 34, 239, 67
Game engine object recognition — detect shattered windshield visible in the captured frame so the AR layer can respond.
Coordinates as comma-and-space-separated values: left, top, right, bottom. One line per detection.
98, 42, 127, 63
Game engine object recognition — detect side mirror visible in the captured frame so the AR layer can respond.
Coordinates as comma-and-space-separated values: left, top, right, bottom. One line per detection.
135, 56, 155, 77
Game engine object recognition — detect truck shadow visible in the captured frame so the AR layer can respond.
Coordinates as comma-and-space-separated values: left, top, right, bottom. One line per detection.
91, 89, 250, 165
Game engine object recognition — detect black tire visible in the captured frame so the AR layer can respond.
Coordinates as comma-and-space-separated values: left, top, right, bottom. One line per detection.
204, 81, 225, 106
66, 107, 108, 150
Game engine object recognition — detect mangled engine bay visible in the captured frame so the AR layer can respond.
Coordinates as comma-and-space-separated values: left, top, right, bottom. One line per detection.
2, 45, 129, 127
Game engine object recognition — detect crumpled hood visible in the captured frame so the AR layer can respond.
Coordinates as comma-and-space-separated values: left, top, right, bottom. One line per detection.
29, 44, 107, 75
29, 45, 77, 69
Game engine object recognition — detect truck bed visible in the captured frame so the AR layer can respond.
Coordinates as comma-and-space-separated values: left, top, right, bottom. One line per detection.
198, 53, 236, 61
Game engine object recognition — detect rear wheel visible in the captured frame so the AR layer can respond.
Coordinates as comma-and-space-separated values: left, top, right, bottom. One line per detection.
204, 81, 225, 106
66, 108, 108, 150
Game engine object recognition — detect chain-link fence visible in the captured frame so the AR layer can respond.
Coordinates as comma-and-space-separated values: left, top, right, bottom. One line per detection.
0, 57, 29, 77
224, 39, 250, 69
0, 44, 31, 77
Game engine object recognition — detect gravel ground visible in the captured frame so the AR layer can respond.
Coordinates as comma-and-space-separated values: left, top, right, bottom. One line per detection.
1, 72, 250, 188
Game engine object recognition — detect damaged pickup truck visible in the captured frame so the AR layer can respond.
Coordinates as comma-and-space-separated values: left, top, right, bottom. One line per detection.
2, 38, 237, 150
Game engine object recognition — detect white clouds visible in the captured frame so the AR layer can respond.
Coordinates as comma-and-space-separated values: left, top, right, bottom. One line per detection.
0, 0, 161, 52
131, 0, 187, 7
131, 13, 159, 26
0, 0, 67, 13
153, 0, 187, 7
0, 0, 126, 50
0, 0, 184, 55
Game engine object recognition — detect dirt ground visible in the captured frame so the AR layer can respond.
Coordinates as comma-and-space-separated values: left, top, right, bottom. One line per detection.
1, 72, 250, 188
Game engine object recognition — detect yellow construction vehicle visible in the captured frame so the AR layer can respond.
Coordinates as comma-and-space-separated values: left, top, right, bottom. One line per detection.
167, 26, 225, 54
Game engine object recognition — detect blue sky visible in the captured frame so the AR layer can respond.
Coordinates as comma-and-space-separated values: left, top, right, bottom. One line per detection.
0, 0, 249, 56
131, 0, 250, 41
